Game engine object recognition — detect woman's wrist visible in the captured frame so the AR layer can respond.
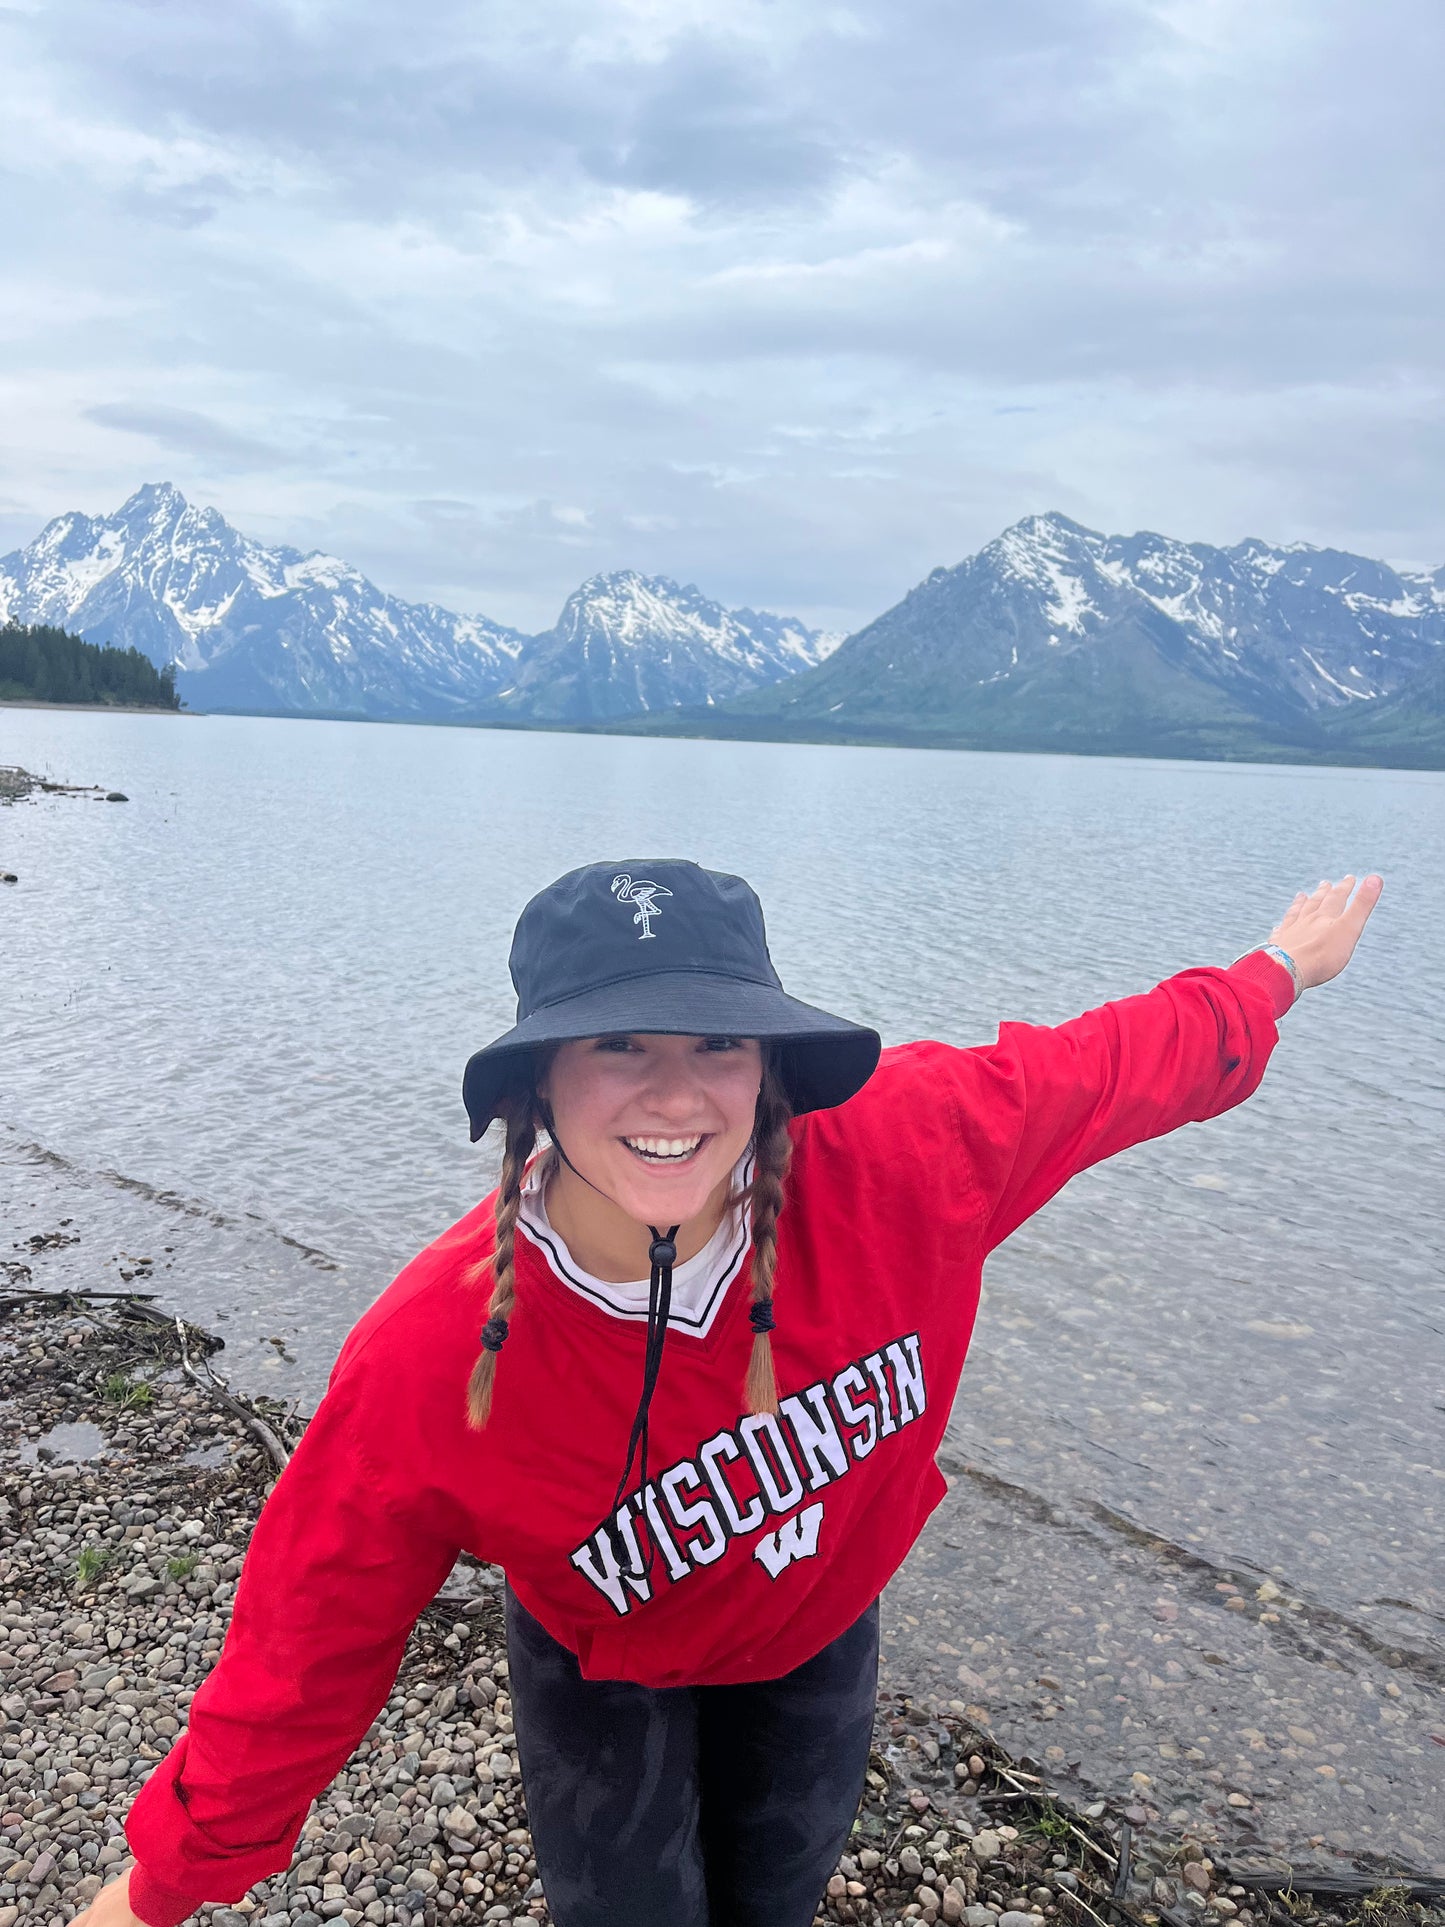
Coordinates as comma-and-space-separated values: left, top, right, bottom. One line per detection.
1258, 942, 1304, 1004
1227, 945, 1302, 1020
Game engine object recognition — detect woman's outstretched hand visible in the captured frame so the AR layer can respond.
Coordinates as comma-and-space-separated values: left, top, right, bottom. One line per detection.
1269, 874, 1383, 990
67, 1867, 145, 1926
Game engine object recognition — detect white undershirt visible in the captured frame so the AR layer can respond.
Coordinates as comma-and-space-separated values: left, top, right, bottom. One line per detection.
517, 1151, 754, 1340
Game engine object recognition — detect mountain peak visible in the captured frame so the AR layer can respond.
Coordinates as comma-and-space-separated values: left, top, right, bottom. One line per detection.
118, 480, 189, 517
571, 567, 682, 599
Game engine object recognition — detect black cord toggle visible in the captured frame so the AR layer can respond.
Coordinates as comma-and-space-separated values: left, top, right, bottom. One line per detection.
479, 1316, 510, 1353
748, 1301, 776, 1335
598, 1222, 682, 1584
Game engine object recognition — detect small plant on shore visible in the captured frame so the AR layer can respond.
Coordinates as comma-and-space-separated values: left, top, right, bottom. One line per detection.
1029, 1798, 1074, 1844
166, 1552, 200, 1580
102, 1371, 155, 1408
74, 1546, 110, 1589
1352, 1888, 1420, 1927
1272, 1886, 1314, 1921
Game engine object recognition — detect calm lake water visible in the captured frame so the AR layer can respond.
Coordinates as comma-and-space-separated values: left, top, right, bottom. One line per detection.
3, 708, 1442, 1872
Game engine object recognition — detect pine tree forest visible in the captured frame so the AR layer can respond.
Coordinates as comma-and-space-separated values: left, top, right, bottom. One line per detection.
0, 622, 182, 709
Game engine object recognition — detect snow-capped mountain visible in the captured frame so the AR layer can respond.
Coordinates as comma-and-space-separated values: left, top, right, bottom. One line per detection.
495, 570, 837, 721
734, 512, 1445, 756
0, 485, 836, 720
0, 484, 527, 718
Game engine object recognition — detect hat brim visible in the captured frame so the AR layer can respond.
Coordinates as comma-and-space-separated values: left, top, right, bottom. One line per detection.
462, 971, 881, 1139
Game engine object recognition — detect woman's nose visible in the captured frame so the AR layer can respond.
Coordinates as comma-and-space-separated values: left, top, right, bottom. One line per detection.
638, 1062, 709, 1119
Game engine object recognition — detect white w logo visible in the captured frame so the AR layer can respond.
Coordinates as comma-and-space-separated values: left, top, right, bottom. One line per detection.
610, 873, 673, 940
752, 1502, 824, 1579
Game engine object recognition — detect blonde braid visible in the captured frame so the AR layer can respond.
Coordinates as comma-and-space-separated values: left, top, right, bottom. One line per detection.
744, 1058, 794, 1416
465, 1096, 538, 1430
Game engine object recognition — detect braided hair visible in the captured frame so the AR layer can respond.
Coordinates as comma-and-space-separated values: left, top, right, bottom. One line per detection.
464, 1090, 544, 1430
743, 1055, 794, 1415
464, 1047, 795, 1429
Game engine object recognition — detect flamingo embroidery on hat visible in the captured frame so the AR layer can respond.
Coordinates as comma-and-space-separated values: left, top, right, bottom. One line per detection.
611, 874, 673, 940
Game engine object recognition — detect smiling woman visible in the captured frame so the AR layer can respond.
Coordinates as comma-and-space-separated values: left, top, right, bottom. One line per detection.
82, 857, 1382, 1927
538, 1033, 767, 1274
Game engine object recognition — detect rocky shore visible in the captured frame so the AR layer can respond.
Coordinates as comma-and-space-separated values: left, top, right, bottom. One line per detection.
2, 1284, 1441, 1927
0, 764, 128, 807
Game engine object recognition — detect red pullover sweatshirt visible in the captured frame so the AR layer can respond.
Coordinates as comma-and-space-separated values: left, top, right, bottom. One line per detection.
124, 950, 1295, 1927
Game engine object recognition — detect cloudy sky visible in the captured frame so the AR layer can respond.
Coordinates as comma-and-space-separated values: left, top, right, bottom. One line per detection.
2, 0, 1441, 634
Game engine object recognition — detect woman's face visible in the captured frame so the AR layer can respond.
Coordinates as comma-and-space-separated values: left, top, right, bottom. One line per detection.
540, 1033, 764, 1229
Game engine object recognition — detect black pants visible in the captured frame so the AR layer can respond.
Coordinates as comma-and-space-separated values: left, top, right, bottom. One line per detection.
503, 1586, 880, 1927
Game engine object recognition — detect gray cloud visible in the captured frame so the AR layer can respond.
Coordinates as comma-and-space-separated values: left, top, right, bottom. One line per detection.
85, 403, 284, 473
1, 0, 1440, 632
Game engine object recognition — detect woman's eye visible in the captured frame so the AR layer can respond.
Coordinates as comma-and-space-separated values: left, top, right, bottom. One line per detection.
701, 1036, 742, 1052
595, 1037, 639, 1053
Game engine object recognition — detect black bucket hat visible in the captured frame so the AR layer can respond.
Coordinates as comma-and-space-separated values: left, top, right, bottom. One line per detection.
462, 859, 881, 1137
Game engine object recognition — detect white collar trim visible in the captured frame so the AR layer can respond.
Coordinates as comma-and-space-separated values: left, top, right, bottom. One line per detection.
517, 1150, 753, 1339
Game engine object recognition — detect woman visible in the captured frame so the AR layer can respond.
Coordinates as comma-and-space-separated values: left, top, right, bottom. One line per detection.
79, 858, 1381, 1927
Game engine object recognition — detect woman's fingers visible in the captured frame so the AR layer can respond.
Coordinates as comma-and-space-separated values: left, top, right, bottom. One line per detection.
1346, 874, 1384, 927
1276, 873, 1383, 987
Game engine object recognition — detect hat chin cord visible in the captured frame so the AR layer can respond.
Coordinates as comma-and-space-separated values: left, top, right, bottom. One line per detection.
539, 1100, 679, 1583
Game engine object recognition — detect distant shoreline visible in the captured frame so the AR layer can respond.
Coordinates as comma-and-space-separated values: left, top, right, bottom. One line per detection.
0, 697, 189, 715
5, 691, 1443, 772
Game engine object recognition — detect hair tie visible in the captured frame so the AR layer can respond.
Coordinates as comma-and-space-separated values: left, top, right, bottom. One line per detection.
748, 1302, 775, 1335
480, 1315, 510, 1353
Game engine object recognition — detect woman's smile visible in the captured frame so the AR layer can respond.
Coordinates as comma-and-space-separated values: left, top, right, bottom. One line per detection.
621, 1132, 710, 1165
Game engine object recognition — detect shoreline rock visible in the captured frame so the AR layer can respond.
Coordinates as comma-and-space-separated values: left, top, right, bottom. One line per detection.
2, 1290, 1439, 1927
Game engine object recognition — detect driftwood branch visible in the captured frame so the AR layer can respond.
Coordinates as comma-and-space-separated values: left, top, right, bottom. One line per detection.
1217, 1872, 1445, 1902
172, 1313, 291, 1473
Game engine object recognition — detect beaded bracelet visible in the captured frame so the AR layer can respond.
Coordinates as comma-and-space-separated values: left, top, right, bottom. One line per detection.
1259, 941, 1305, 1004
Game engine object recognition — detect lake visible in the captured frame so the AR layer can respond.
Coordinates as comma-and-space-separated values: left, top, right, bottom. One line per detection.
2, 706, 1442, 1873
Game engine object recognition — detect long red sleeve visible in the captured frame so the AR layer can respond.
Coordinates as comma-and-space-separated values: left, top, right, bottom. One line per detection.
124, 1341, 465, 1927
958, 950, 1296, 1251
